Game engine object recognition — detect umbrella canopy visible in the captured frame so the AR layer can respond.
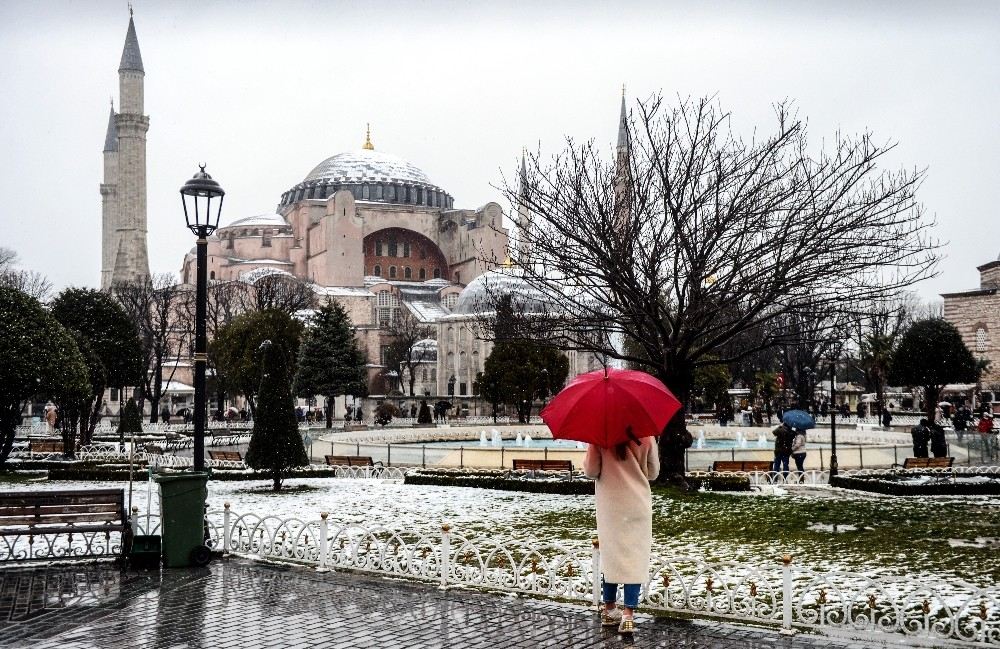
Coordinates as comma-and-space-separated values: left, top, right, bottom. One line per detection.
540, 368, 682, 448
781, 409, 816, 430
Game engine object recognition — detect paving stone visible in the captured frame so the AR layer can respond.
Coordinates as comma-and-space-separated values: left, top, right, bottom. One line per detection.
0, 558, 889, 648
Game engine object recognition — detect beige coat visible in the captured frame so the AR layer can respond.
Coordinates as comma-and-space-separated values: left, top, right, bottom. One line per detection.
583, 437, 659, 584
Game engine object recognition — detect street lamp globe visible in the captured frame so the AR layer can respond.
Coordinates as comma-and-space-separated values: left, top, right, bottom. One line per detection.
180, 164, 225, 236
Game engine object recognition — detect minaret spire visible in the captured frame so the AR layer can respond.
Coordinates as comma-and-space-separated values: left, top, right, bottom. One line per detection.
103, 101, 118, 153
617, 85, 628, 152
119, 13, 144, 73
515, 149, 533, 263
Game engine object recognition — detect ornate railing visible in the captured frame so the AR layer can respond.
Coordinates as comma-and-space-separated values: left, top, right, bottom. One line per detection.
195, 505, 999, 646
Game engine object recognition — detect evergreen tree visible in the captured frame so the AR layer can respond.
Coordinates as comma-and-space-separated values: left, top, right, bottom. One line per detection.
480, 339, 569, 423
0, 287, 89, 466
50, 288, 143, 445
293, 300, 368, 427
890, 318, 978, 422
212, 309, 304, 414
245, 341, 309, 491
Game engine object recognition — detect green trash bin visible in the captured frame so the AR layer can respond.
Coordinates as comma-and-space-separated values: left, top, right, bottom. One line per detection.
153, 471, 211, 568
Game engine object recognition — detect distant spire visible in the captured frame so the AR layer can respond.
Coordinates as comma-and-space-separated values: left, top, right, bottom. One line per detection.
617, 87, 628, 150
119, 13, 144, 73
103, 103, 118, 152
519, 149, 528, 194
362, 123, 374, 150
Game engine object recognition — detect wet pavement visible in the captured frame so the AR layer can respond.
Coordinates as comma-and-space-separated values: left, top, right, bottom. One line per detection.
0, 558, 886, 648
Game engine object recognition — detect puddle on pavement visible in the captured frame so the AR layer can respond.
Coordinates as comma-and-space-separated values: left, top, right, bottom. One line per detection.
947, 537, 1000, 548
807, 522, 873, 533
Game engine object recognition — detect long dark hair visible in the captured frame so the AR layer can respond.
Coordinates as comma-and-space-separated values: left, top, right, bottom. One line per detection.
614, 425, 641, 461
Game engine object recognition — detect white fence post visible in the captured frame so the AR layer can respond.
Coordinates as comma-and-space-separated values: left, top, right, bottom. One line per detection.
591, 537, 601, 608
439, 524, 451, 589
317, 512, 329, 572
130, 506, 139, 534
781, 554, 794, 634
223, 502, 232, 556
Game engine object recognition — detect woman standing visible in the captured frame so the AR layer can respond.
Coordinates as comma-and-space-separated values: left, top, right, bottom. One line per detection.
791, 428, 807, 477
583, 431, 660, 635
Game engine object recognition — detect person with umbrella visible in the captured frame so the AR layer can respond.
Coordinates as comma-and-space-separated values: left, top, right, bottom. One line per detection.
541, 368, 680, 636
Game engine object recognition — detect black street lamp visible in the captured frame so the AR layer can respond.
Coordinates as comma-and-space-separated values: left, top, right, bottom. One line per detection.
828, 354, 839, 478
180, 165, 225, 472
540, 367, 550, 409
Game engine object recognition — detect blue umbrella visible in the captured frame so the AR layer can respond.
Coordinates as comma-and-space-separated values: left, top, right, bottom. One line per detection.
781, 409, 816, 430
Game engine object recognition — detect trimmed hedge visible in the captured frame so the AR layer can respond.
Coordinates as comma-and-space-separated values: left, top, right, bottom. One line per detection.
831, 474, 1000, 496
404, 471, 595, 495
45, 466, 347, 482
688, 474, 752, 492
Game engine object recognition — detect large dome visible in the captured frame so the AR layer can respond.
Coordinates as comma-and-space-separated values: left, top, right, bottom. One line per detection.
280, 148, 454, 210
451, 268, 553, 315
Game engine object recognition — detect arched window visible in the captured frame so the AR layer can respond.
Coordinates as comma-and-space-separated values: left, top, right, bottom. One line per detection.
373, 265, 382, 277
421, 368, 428, 382
403, 242, 411, 258
261, 230, 271, 247
389, 266, 397, 278
472, 350, 480, 373
431, 368, 437, 382
433, 268, 441, 279
443, 293, 458, 310
376, 240, 384, 256
419, 268, 426, 280
209, 271, 216, 280
976, 326, 989, 353
388, 239, 398, 257
404, 267, 412, 279
454, 271, 461, 284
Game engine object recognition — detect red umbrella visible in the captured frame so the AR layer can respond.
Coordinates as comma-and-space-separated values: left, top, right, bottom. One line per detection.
540, 368, 682, 448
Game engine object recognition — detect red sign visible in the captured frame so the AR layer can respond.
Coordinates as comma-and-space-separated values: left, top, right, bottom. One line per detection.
776, 373, 785, 389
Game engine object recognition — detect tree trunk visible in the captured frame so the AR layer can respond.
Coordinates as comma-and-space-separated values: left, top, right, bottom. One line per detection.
925, 386, 940, 423
272, 471, 282, 492
656, 360, 695, 488
0, 403, 20, 467
325, 399, 333, 429
149, 396, 160, 424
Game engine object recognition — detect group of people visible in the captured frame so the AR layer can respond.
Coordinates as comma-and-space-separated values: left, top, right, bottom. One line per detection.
909, 418, 950, 458
771, 423, 808, 475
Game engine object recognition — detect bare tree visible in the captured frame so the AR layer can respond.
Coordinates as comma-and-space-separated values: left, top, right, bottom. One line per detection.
112, 274, 190, 422
771, 309, 851, 408
383, 309, 435, 397
496, 94, 939, 484
241, 273, 316, 314
0, 248, 52, 300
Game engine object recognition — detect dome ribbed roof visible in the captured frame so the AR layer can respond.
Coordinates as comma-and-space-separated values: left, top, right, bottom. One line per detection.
305, 150, 439, 189
452, 269, 552, 315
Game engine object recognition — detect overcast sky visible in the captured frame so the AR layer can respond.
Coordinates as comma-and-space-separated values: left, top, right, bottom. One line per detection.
1, 0, 997, 300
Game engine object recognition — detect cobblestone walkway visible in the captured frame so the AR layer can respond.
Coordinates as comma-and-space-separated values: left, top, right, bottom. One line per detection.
0, 559, 885, 648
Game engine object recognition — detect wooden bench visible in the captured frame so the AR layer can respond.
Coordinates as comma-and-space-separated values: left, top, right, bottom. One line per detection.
901, 457, 954, 469
29, 440, 64, 456
325, 455, 378, 467
0, 489, 130, 562
207, 450, 243, 463
711, 460, 775, 473
512, 459, 574, 472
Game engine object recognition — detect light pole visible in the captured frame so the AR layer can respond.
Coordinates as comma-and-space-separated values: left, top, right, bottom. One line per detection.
180, 165, 225, 472
828, 354, 839, 478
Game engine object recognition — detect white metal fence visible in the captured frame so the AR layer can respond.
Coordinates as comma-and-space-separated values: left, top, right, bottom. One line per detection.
171, 504, 1000, 647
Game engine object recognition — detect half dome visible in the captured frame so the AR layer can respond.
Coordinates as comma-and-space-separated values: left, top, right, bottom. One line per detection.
451, 268, 553, 315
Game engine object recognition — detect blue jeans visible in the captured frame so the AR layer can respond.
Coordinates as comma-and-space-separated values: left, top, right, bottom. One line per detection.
773, 454, 790, 475
602, 578, 640, 608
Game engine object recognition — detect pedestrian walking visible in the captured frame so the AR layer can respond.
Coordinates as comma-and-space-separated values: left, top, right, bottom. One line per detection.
880, 406, 893, 430
584, 432, 660, 636
160, 405, 171, 425
791, 429, 807, 477
911, 418, 931, 458
772, 423, 794, 476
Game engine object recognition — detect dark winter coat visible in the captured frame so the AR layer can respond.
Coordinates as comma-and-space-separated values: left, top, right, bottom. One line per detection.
930, 424, 948, 458
910, 424, 931, 458
772, 424, 794, 456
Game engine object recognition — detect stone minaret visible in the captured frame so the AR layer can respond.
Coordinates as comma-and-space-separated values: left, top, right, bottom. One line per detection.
514, 151, 532, 263
100, 101, 119, 288
107, 13, 150, 286
614, 87, 631, 221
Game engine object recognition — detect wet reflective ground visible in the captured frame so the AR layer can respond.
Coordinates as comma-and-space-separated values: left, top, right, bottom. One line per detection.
0, 559, 880, 648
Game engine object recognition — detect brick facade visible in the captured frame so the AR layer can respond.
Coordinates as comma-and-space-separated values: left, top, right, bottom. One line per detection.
942, 259, 1000, 387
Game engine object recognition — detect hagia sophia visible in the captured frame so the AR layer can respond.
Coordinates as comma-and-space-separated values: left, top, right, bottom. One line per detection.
99, 14, 599, 415
99, 14, 997, 416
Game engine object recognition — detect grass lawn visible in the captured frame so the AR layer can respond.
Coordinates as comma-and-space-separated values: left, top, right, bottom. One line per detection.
531, 486, 1000, 585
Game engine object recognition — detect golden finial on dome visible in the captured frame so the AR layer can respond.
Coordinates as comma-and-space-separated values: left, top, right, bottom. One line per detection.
363, 123, 374, 150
